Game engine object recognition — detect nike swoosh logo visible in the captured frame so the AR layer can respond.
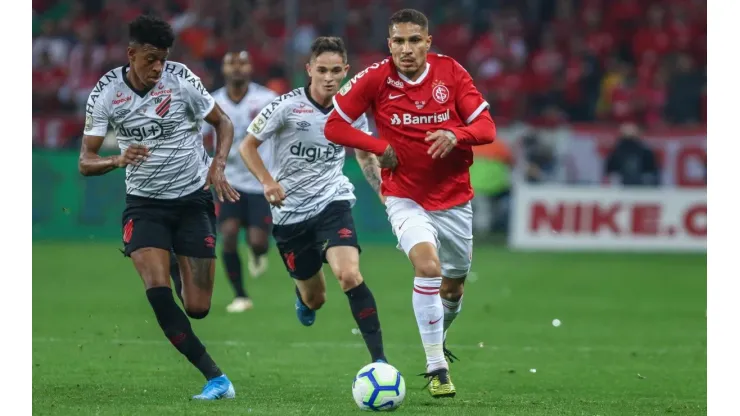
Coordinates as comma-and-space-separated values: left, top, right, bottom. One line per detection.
429, 317, 443, 325
389, 94, 404, 99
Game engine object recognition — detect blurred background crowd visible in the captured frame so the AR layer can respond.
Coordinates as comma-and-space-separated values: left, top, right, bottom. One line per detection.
32, 0, 707, 237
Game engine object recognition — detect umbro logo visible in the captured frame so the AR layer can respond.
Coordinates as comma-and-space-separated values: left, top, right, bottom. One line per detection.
296, 121, 311, 132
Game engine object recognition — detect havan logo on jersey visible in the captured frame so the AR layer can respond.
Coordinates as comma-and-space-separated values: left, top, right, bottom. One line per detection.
163, 63, 207, 96
390, 109, 451, 126
259, 89, 303, 119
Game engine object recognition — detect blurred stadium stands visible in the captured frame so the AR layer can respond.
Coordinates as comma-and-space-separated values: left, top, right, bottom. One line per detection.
32, 0, 706, 248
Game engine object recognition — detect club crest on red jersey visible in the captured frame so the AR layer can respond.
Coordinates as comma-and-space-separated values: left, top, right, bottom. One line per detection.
432, 80, 450, 104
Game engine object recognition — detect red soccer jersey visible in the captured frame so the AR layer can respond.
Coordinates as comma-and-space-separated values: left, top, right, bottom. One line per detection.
332, 54, 490, 211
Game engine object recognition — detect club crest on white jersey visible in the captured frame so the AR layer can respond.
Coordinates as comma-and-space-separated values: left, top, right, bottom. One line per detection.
84, 61, 216, 199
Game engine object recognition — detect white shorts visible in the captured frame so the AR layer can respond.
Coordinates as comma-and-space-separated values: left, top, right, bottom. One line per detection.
385, 196, 473, 278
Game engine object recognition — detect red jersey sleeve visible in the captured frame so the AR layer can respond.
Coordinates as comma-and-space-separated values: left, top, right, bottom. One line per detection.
453, 60, 490, 125
447, 60, 496, 145
326, 60, 390, 156
332, 60, 385, 123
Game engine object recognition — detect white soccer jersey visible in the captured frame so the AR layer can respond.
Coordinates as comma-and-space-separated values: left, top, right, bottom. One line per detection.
247, 87, 369, 225
208, 84, 277, 194
84, 61, 215, 199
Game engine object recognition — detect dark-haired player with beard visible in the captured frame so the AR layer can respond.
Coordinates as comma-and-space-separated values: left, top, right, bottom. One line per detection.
239, 37, 388, 365
78, 15, 239, 400
325, 9, 497, 398
204, 51, 278, 313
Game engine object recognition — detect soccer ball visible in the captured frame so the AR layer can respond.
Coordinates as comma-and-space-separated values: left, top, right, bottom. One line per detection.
352, 362, 406, 411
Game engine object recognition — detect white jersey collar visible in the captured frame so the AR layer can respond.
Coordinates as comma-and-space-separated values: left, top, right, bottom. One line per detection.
397, 62, 431, 85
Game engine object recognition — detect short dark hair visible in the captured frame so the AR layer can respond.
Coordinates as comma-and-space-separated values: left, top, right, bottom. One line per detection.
129, 15, 175, 49
389, 9, 429, 31
310, 37, 347, 63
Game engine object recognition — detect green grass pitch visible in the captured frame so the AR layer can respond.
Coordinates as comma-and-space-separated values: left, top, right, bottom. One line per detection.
32, 242, 706, 415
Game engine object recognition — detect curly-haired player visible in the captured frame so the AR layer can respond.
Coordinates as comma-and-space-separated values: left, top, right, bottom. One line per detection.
78, 15, 239, 400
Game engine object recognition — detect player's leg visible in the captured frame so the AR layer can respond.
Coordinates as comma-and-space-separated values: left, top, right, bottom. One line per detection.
440, 276, 464, 363
385, 196, 455, 397
433, 202, 474, 358
245, 192, 272, 278
172, 189, 235, 400
273, 219, 324, 326
218, 192, 251, 312
320, 202, 387, 363
122, 198, 231, 400
169, 248, 184, 304
294, 269, 327, 313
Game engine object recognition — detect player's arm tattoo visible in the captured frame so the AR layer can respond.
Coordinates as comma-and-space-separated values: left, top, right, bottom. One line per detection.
187, 257, 215, 291
356, 150, 383, 194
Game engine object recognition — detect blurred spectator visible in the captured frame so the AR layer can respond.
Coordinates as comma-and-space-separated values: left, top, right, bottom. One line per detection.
32, 20, 70, 68
522, 132, 558, 183
31, 0, 706, 127
665, 53, 704, 124
604, 123, 660, 186
33, 50, 67, 113
470, 135, 513, 234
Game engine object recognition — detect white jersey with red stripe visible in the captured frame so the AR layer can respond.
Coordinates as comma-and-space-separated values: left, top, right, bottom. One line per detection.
247, 86, 370, 225
83, 61, 215, 199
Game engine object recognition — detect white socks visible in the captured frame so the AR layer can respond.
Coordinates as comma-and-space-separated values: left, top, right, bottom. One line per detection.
412, 277, 447, 371
441, 295, 463, 339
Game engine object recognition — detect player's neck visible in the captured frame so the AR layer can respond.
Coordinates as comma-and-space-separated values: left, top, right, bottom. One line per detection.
308, 84, 332, 108
125, 67, 149, 92
227, 83, 249, 102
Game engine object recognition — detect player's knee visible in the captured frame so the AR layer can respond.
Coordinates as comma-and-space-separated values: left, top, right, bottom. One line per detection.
220, 223, 240, 251
304, 292, 326, 310
336, 268, 363, 291
414, 258, 442, 278
440, 280, 464, 301
185, 307, 210, 320
249, 241, 269, 257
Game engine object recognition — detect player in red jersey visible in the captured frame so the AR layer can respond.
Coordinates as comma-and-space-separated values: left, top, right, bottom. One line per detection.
324, 9, 496, 398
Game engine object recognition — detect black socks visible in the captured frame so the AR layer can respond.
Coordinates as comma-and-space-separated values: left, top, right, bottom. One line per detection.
345, 282, 386, 362
146, 287, 223, 380
222, 251, 247, 298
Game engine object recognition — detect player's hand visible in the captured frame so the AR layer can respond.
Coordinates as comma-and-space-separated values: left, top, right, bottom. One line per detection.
263, 179, 286, 208
425, 130, 458, 159
205, 162, 240, 203
378, 145, 398, 170
117, 144, 150, 167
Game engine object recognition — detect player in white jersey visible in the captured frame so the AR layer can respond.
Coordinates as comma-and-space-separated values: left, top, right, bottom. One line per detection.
239, 37, 388, 364
206, 51, 278, 313
77, 15, 238, 401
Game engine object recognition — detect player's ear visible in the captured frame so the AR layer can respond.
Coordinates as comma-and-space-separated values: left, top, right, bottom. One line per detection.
305, 62, 311, 77
426, 35, 432, 51
126, 46, 136, 62
343, 64, 350, 75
